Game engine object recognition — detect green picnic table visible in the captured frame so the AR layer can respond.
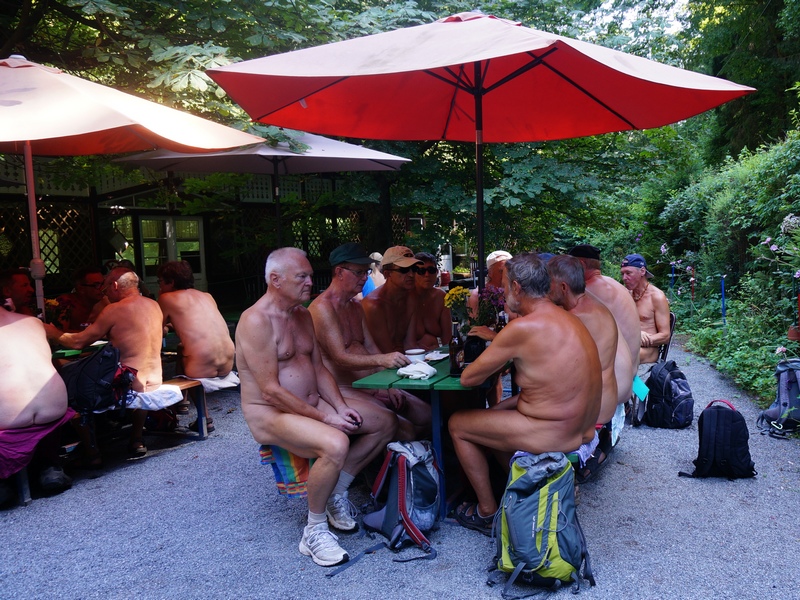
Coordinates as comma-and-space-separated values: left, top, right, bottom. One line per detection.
352, 352, 473, 520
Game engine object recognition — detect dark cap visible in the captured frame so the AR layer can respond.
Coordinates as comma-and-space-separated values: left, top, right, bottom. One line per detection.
568, 244, 601, 260
621, 253, 654, 279
329, 242, 373, 267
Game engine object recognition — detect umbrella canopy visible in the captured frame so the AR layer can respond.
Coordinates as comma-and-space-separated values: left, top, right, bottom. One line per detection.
116, 131, 410, 246
0, 55, 263, 315
207, 11, 755, 285
115, 131, 409, 174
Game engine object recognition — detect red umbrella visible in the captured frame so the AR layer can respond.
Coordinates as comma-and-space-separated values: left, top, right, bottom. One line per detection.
0, 55, 263, 315
208, 12, 755, 286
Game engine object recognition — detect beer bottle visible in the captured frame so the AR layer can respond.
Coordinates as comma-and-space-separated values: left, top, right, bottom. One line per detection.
449, 321, 464, 376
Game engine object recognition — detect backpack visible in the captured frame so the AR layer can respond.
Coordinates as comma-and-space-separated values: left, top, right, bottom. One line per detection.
756, 359, 800, 438
679, 400, 756, 480
643, 360, 694, 429
362, 440, 441, 559
488, 452, 595, 598
58, 343, 137, 417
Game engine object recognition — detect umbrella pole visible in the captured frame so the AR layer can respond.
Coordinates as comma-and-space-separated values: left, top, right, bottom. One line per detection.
474, 63, 485, 290
271, 171, 283, 247
24, 141, 46, 319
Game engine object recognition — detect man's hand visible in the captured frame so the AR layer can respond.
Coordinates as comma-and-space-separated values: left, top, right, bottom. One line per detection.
380, 352, 411, 369
385, 388, 407, 411
468, 325, 496, 341
42, 322, 62, 342
641, 331, 654, 348
324, 406, 363, 433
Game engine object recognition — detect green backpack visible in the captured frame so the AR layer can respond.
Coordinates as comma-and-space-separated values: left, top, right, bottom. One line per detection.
488, 452, 595, 598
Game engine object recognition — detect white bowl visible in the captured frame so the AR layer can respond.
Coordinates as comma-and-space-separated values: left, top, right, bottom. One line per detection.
405, 348, 426, 363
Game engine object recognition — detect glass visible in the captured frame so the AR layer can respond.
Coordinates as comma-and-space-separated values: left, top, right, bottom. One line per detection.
385, 266, 413, 274
414, 266, 438, 275
340, 266, 369, 278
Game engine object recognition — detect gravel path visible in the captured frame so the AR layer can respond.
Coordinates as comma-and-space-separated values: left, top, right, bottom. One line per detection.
2, 342, 798, 599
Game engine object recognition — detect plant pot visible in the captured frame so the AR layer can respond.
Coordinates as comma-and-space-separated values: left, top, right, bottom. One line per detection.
788, 326, 800, 341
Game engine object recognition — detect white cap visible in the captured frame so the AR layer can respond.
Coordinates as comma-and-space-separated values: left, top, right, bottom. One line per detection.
486, 250, 512, 269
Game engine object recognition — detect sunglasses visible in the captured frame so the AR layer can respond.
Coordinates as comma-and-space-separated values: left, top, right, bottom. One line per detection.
384, 266, 414, 274
340, 266, 369, 278
414, 266, 438, 275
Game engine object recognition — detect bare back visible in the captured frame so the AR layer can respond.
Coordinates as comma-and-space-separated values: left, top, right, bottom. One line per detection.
158, 289, 234, 378
100, 296, 164, 392
585, 273, 641, 371
0, 312, 68, 429
462, 300, 602, 451
570, 293, 619, 424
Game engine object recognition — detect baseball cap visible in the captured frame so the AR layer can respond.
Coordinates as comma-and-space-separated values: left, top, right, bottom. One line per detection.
381, 246, 422, 268
329, 242, 373, 266
621, 253, 654, 279
568, 244, 601, 260
486, 250, 512, 269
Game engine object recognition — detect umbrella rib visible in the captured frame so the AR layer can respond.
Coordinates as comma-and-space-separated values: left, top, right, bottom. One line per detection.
251, 77, 350, 122
538, 59, 638, 129
482, 48, 556, 95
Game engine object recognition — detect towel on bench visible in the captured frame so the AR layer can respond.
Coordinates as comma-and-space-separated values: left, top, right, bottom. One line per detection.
125, 385, 183, 411
175, 371, 240, 393
259, 445, 315, 498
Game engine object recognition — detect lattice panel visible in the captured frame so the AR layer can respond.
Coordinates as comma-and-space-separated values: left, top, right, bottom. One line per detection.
303, 177, 333, 201
392, 213, 407, 245
0, 201, 31, 269
0, 200, 95, 293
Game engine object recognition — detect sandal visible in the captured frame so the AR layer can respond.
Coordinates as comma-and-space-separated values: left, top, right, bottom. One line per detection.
175, 399, 190, 415
188, 417, 215, 433
575, 446, 609, 484
127, 439, 147, 457
455, 502, 495, 536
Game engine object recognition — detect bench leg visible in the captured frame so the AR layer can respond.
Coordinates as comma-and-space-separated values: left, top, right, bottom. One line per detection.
15, 467, 32, 506
188, 386, 208, 440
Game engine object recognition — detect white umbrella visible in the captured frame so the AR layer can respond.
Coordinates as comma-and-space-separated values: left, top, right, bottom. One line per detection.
0, 55, 263, 315
116, 131, 410, 243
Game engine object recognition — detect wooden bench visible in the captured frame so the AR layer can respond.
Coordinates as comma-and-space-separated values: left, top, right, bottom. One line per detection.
162, 378, 209, 439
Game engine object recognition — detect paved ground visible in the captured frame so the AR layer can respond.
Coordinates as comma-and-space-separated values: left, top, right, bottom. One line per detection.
1, 342, 798, 599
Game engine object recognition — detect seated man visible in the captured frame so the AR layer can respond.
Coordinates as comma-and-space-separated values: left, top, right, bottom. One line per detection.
51, 266, 109, 332
0, 268, 36, 316
362, 246, 422, 353
411, 251, 452, 350
309, 243, 431, 441
569, 244, 639, 406
0, 303, 74, 503
466, 250, 512, 341
237, 247, 396, 567
44, 268, 164, 458
449, 252, 601, 534
620, 254, 671, 375
157, 260, 236, 430
547, 255, 618, 479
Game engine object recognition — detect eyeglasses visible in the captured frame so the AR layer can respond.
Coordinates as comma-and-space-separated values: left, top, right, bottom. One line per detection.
340, 266, 369, 279
414, 266, 438, 275
79, 282, 104, 289
384, 266, 414, 274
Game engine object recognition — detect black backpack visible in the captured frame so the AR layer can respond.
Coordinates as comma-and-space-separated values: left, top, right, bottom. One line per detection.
643, 359, 694, 429
680, 400, 756, 479
756, 359, 800, 439
58, 343, 137, 417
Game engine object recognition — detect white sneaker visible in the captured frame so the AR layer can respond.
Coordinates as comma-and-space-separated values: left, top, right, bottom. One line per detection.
326, 492, 358, 532
298, 522, 349, 567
